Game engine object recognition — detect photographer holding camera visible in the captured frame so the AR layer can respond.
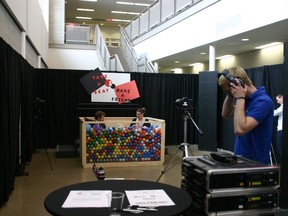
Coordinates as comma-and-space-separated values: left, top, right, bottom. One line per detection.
218, 66, 274, 164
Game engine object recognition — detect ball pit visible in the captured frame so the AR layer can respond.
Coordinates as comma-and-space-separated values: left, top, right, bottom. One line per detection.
85, 125, 162, 163
79, 117, 165, 168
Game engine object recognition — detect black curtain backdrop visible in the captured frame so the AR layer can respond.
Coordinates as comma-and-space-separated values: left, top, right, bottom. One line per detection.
130, 73, 199, 147
32, 70, 199, 149
0, 38, 34, 207
20, 65, 36, 163
32, 69, 91, 149
0, 34, 285, 207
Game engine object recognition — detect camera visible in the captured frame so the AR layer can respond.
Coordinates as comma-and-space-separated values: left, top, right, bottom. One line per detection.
175, 97, 193, 110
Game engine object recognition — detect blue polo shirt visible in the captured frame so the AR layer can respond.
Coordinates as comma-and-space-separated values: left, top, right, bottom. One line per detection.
234, 87, 274, 164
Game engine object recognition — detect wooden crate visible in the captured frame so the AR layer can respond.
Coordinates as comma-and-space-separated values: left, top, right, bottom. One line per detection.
79, 117, 166, 168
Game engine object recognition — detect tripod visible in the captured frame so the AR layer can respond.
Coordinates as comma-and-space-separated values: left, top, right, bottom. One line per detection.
156, 110, 203, 182
18, 98, 53, 175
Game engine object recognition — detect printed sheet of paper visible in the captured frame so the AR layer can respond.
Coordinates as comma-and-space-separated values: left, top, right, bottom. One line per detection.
125, 189, 175, 207
62, 190, 112, 208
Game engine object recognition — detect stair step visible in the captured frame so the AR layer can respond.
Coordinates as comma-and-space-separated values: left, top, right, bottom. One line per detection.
108, 47, 131, 71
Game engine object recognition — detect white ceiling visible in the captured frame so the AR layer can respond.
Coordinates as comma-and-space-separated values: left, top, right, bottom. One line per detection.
65, 0, 288, 72
65, 0, 155, 27
156, 19, 288, 71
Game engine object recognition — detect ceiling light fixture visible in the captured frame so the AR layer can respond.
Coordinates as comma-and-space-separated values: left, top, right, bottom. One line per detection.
76, 16, 92, 20
216, 55, 233, 60
171, 68, 182, 73
116, 1, 133, 5
110, 19, 131, 23
241, 38, 249, 41
79, 0, 97, 2
112, 11, 127, 14
116, 1, 150, 6
128, 12, 140, 15
111, 11, 140, 15
77, 8, 95, 12
135, 3, 150, 6
255, 42, 282, 49
189, 63, 202, 67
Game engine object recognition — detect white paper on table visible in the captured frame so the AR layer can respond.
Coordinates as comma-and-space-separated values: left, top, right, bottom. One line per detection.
125, 189, 175, 207
62, 190, 112, 208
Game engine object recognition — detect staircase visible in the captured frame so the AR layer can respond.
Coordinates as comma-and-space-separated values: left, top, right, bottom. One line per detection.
107, 47, 131, 72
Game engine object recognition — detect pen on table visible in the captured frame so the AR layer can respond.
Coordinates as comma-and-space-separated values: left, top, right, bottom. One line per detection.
129, 205, 158, 211
135, 207, 158, 212
112, 208, 143, 214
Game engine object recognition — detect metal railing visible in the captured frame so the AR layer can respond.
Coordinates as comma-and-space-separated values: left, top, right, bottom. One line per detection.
64, 24, 155, 72
95, 25, 124, 71
124, 0, 204, 40
120, 27, 156, 73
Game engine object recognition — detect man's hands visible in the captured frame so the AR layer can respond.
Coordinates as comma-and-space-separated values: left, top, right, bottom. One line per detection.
230, 78, 246, 98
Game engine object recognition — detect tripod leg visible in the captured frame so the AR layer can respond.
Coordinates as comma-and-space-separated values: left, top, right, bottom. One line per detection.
156, 146, 182, 182
270, 143, 277, 165
183, 143, 190, 158
45, 149, 54, 171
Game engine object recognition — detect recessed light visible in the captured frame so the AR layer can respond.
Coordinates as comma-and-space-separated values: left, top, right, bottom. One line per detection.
255, 42, 282, 49
109, 19, 131, 23
189, 63, 202, 66
76, 16, 92, 20
127, 12, 140, 15
116, 1, 150, 6
216, 55, 233, 60
79, 0, 97, 2
135, 3, 150, 6
241, 38, 249, 41
111, 11, 140, 15
77, 8, 94, 12
200, 52, 206, 55
175, 61, 180, 63
112, 11, 127, 14
116, 1, 133, 5
172, 68, 182, 73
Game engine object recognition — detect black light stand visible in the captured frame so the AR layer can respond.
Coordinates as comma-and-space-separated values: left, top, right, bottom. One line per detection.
33, 98, 53, 171
17, 98, 52, 176
156, 109, 203, 182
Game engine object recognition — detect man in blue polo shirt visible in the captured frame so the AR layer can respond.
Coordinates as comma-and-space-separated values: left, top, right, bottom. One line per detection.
218, 66, 274, 164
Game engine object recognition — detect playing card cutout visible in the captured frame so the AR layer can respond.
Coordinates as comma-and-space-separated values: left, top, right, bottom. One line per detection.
80, 68, 106, 94
114, 80, 140, 104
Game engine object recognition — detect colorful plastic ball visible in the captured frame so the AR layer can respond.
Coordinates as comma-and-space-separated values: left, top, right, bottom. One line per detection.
86, 124, 92, 132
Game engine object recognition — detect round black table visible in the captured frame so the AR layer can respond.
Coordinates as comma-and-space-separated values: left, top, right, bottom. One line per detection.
44, 180, 192, 216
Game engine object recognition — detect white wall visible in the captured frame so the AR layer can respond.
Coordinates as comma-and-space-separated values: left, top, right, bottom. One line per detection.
134, 0, 288, 62
48, 48, 104, 70
5, 0, 49, 64
183, 44, 284, 74
217, 44, 284, 71
5, 0, 27, 30
99, 26, 121, 41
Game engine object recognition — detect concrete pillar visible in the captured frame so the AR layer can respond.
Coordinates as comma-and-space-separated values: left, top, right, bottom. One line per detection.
21, 32, 26, 58
49, 0, 65, 44
154, 61, 159, 73
38, 55, 42, 68
209, 45, 215, 71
